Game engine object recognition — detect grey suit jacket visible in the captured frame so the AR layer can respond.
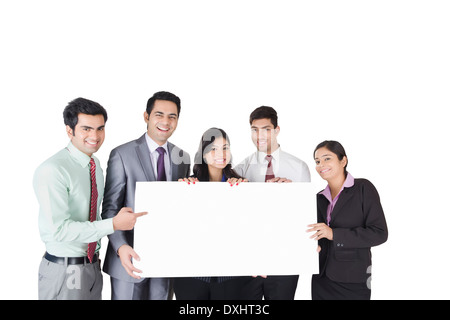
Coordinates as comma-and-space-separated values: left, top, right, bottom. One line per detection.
101, 134, 190, 282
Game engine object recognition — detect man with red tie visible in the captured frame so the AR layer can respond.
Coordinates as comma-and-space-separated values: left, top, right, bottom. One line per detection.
33, 98, 146, 300
233, 106, 311, 300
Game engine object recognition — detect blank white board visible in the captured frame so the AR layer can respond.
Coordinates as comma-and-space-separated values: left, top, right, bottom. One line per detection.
134, 182, 319, 278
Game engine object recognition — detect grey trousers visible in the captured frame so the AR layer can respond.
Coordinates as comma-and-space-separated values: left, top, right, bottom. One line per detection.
110, 277, 173, 300
38, 257, 103, 300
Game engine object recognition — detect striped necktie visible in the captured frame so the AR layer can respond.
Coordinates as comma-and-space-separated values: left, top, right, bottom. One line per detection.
87, 158, 98, 263
265, 155, 275, 182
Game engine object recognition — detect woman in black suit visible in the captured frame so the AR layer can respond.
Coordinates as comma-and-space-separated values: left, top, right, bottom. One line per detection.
307, 140, 388, 300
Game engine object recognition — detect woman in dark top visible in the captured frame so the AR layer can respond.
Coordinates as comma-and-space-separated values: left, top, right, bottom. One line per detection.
173, 127, 248, 300
307, 140, 388, 300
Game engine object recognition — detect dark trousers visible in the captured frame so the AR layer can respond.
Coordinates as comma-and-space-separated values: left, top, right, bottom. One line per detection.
174, 277, 250, 300
241, 275, 299, 300
312, 274, 371, 300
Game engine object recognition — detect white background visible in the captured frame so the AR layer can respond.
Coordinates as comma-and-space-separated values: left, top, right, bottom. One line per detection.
0, 0, 448, 300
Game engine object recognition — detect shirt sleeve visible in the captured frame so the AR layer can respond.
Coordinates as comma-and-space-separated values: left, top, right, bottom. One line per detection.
33, 162, 114, 244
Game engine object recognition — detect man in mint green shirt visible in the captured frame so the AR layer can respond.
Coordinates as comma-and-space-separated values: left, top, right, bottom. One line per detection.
33, 97, 147, 300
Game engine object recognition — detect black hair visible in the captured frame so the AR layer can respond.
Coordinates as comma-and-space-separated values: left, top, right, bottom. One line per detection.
249, 106, 278, 128
193, 127, 244, 181
146, 91, 181, 116
314, 140, 348, 175
63, 97, 108, 133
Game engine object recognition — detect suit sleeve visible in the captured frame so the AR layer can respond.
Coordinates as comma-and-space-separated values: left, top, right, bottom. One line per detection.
101, 148, 128, 253
332, 180, 388, 249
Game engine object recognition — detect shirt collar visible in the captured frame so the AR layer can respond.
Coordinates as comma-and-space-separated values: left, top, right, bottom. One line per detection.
66, 142, 92, 168
320, 172, 355, 201
145, 133, 168, 154
256, 145, 281, 164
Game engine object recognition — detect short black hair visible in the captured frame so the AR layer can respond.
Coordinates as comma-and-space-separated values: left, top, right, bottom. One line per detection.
249, 106, 278, 128
146, 91, 181, 116
63, 97, 108, 133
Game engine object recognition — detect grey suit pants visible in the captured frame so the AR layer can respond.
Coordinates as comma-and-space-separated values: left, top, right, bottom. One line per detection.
38, 257, 103, 300
110, 277, 173, 300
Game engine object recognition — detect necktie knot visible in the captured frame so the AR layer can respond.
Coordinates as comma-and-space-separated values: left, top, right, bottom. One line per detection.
156, 147, 166, 156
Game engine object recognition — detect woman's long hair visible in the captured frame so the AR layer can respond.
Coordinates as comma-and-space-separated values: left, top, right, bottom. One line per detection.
193, 127, 244, 182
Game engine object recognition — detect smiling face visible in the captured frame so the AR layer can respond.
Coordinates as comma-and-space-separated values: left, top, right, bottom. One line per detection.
250, 118, 280, 154
314, 147, 347, 182
203, 137, 231, 171
144, 99, 178, 146
66, 113, 105, 157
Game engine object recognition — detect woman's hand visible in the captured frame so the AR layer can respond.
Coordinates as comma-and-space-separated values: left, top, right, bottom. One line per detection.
306, 223, 333, 241
227, 177, 248, 186
178, 177, 199, 184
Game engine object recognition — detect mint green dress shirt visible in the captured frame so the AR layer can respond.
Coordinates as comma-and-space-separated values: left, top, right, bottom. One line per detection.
33, 142, 114, 257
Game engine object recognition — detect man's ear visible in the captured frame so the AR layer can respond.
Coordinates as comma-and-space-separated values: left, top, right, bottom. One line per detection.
144, 111, 149, 123
66, 125, 74, 138
274, 126, 280, 136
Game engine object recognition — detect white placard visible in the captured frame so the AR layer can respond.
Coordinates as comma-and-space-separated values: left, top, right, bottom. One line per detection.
134, 182, 319, 278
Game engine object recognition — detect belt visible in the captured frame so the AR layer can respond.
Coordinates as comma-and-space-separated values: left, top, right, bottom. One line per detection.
44, 252, 98, 265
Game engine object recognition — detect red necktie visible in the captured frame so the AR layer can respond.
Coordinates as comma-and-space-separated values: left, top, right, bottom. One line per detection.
265, 155, 275, 182
87, 158, 98, 263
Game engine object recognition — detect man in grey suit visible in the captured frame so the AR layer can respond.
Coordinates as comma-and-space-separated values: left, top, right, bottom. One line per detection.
101, 91, 190, 300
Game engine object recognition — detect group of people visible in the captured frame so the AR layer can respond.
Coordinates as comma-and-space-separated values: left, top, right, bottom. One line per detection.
33, 91, 388, 300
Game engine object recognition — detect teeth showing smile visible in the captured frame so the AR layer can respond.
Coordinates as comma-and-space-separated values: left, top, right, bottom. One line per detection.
320, 168, 331, 174
157, 126, 169, 132
86, 141, 98, 146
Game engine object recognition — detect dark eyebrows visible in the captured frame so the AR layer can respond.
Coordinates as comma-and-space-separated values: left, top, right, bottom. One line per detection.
211, 143, 230, 148
80, 125, 105, 130
314, 154, 333, 160
251, 125, 273, 129
155, 111, 178, 117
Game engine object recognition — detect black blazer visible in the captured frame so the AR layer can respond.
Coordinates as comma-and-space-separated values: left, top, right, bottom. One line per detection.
317, 178, 388, 283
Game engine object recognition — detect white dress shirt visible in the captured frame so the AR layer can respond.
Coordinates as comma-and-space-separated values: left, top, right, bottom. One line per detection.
233, 146, 311, 182
145, 133, 172, 180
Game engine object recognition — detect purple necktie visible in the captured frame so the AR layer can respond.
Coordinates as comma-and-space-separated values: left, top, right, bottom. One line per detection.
156, 147, 167, 181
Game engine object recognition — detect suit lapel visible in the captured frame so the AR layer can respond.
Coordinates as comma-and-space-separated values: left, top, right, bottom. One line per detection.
317, 194, 329, 223
135, 134, 157, 181
330, 186, 355, 224
168, 142, 182, 181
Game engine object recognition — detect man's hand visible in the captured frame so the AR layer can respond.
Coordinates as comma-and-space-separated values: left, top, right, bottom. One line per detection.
112, 207, 147, 231
266, 177, 292, 183
117, 244, 143, 279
